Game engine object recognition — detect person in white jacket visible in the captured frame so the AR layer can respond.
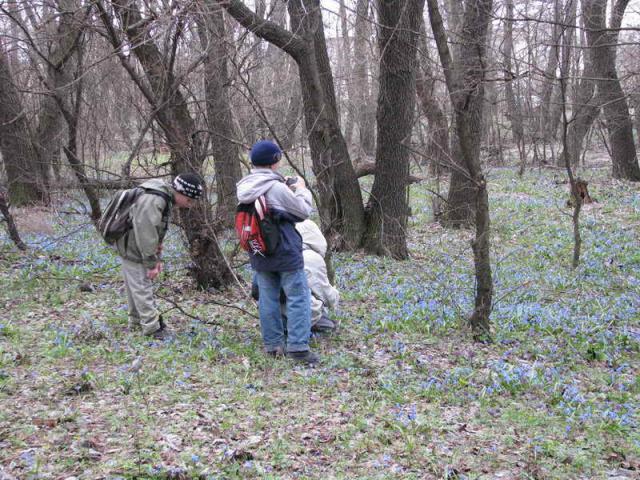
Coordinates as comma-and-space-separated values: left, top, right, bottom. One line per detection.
250, 218, 339, 332
295, 219, 339, 332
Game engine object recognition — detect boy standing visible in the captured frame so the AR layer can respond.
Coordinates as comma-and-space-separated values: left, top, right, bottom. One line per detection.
236, 140, 318, 364
117, 173, 203, 339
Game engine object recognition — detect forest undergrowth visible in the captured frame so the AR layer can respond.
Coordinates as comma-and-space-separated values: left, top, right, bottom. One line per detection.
0, 168, 638, 479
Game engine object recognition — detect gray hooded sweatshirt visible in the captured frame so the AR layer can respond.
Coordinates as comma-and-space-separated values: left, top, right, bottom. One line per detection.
236, 169, 313, 271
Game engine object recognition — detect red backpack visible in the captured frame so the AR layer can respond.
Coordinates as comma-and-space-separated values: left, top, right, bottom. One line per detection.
235, 196, 280, 256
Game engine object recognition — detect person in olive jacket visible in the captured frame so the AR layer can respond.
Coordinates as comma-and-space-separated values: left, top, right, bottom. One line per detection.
117, 173, 203, 339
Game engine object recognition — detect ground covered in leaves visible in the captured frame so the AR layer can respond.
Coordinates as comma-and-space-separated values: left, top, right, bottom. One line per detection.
0, 168, 638, 479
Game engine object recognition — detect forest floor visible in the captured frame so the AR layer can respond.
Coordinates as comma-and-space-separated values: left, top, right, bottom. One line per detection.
0, 167, 638, 479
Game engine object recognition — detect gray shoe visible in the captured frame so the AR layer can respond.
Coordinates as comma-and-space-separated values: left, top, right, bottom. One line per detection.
287, 350, 320, 365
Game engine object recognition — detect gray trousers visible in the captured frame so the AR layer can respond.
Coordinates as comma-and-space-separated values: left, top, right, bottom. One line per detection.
121, 258, 160, 335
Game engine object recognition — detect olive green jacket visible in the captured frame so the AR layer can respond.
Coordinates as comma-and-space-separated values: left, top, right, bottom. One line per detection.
116, 179, 174, 268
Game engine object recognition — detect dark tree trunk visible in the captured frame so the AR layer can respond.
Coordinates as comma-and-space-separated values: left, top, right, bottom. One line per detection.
219, 0, 367, 249
427, 0, 494, 339
0, 47, 47, 206
199, 3, 242, 228
101, 0, 235, 289
363, 0, 425, 259
0, 189, 27, 250
583, 0, 640, 180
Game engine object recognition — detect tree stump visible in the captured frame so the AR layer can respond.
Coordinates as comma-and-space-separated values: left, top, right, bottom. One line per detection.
568, 178, 595, 207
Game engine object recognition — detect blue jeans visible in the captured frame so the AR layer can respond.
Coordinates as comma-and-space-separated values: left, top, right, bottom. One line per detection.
255, 269, 311, 352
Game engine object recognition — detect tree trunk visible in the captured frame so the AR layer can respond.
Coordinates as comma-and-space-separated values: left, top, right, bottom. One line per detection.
339, 0, 355, 146
560, 17, 598, 167
199, 3, 242, 228
0, 189, 27, 250
363, 0, 425, 259
538, 0, 562, 144
427, 0, 494, 339
353, 0, 375, 156
547, 0, 577, 143
583, 0, 640, 180
102, 0, 235, 289
416, 21, 451, 175
0, 46, 46, 206
503, 0, 525, 167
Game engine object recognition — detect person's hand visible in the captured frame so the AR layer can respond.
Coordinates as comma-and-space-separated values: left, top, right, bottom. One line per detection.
294, 177, 306, 190
147, 261, 163, 280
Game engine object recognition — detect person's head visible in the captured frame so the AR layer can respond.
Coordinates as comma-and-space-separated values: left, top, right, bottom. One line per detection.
250, 140, 282, 170
172, 173, 204, 208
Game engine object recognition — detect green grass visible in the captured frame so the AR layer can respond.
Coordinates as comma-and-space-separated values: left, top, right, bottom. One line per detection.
0, 167, 638, 478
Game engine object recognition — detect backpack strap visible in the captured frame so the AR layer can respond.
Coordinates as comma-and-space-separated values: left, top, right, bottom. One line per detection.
143, 188, 174, 219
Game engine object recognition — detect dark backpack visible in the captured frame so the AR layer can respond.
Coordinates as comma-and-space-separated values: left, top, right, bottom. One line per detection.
235, 195, 280, 256
98, 187, 172, 245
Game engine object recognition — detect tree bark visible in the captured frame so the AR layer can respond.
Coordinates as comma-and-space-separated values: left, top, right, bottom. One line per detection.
363, 0, 425, 259
0, 46, 46, 206
583, 0, 640, 180
198, 2, 242, 228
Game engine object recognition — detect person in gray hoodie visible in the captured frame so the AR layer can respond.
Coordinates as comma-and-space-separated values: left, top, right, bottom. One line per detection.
117, 173, 203, 339
236, 140, 318, 364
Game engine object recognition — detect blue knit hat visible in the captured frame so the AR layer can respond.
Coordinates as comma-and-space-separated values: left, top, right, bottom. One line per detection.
250, 140, 282, 166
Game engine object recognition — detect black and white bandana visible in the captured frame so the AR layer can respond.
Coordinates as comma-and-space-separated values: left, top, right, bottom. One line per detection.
173, 174, 203, 199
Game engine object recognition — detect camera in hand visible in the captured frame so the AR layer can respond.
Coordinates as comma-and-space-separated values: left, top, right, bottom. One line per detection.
285, 176, 298, 186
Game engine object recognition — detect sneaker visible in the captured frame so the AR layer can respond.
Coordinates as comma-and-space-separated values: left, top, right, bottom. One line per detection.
287, 350, 320, 365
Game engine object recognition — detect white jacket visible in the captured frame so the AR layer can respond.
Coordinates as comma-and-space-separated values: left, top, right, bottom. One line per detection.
295, 220, 339, 325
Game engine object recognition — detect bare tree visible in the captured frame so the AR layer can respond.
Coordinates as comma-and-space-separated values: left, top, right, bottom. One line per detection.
427, 0, 494, 339
0, 44, 47, 206
583, 0, 640, 180
416, 20, 451, 176
198, 1, 243, 228
217, 0, 367, 249
503, 0, 526, 172
98, 0, 235, 288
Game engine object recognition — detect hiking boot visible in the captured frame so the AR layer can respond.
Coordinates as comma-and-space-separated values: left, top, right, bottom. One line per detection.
287, 350, 320, 365
151, 327, 172, 341
311, 324, 336, 334
265, 346, 285, 358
